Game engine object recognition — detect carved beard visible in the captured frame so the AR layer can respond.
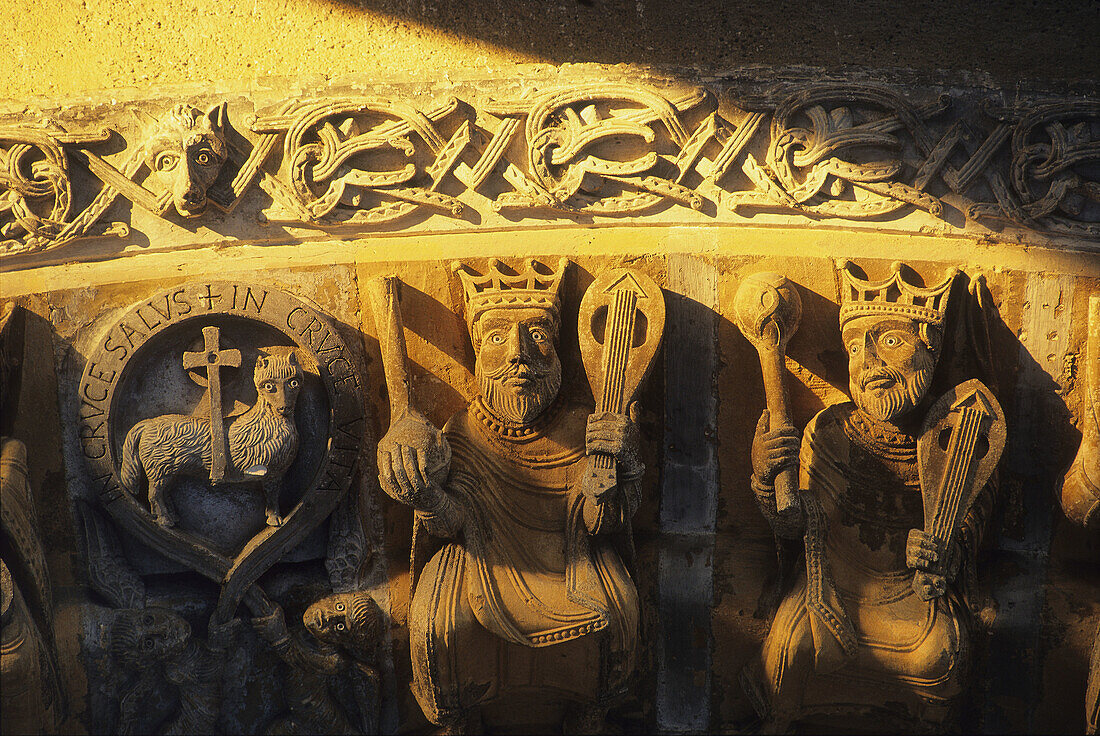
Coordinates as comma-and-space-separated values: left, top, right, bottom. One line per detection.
477, 353, 562, 426
852, 354, 935, 423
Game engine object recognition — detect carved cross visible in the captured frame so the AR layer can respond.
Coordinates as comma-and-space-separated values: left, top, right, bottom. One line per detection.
183, 325, 241, 483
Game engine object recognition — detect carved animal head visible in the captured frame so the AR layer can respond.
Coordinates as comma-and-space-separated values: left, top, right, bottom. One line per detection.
303, 590, 384, 652
254, 352, 303, 419
108, 607, 190, 670
142, 103, 228, 218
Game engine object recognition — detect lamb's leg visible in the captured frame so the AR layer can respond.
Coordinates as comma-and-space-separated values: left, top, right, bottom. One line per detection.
149, 473, 178, 527
264, 479, 283, 527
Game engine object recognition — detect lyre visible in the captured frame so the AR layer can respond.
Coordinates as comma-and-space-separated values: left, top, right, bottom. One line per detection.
577, 269, 665, 501
915, 378, 1006, 599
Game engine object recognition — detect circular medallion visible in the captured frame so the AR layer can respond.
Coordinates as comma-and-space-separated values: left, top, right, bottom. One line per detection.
77, 281, 365, 623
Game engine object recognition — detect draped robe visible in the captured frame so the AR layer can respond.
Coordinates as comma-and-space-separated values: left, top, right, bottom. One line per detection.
408, 400, 639, 725
754, 403, 976, 726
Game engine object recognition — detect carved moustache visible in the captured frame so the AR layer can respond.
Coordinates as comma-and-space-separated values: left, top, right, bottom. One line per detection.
477, 354, 561, 425
859, 367, 906, 392
480, 358, 548, 384
854, 362, 933, 422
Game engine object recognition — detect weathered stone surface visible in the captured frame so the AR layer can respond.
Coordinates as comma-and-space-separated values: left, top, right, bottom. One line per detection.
0, 60, 1098, 735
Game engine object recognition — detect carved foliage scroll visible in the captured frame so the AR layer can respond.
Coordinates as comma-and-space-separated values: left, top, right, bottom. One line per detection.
3, 82, 1098, 257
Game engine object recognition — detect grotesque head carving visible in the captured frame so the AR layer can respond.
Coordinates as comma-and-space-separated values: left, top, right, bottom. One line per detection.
108, 607, 190, 670
454, 259, 570, 426
304, 590, 385, 652
141, 103, 228, 218
838, 260, 956, 423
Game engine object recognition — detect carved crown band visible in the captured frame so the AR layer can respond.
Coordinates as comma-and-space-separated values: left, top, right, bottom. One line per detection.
837, 259, 957, 328
453, 258, 570, 330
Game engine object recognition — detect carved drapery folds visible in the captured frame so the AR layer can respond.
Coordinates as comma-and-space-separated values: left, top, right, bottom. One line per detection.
2, 81, 1097, 258
370, 259, 663, 731
743, 261, 1007, 730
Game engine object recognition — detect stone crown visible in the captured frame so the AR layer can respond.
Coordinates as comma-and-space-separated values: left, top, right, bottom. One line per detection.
452, 258, 570, 328
837, 259, 957, 327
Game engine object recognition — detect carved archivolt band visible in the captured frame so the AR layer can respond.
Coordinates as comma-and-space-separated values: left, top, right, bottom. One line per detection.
2, 82, 1097, 257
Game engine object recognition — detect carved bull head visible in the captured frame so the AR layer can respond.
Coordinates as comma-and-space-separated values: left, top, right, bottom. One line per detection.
141, 103, 229, 218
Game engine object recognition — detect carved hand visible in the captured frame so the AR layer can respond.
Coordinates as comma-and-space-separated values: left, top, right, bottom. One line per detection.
751, 409, 800, 487
906, 529, 961, 599
250, 606, 289, 646
586, 404, 643, 477
377, 410, 451, 510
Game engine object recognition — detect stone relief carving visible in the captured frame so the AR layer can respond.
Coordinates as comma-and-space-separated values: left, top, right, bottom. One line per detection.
2, 82, 1096, 258
75, 281, 380, 733
135, 103, 230, 218
253, 590, 383, 734
742, 261, 1007, 730
1060, 295, 1100, 532
0, 303, 66, 735
251, 98, 469, 225
1057, 295, 1099, 734
120, 339, 303, 528
108, 607, 223, 735
734, 272, 803, 513
371, 259, 663, 732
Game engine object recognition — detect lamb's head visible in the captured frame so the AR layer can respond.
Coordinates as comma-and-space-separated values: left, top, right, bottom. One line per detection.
142, 103, 228, 218
254, 352, 303, 419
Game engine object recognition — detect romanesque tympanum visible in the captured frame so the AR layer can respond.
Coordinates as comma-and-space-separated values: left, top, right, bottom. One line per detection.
744, 261, 1005, 730
376, 259, 653, 733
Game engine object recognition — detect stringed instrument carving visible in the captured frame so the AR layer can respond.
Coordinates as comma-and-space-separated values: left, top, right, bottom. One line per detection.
915, 378, 1006, 599
577, 269, 665, 502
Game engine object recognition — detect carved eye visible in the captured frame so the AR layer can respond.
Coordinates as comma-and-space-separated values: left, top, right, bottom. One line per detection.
288, 378, 300, 388
142, 614, 155, 626
488, 332, 505, 345
263, 381, 276, 392
529, 328, 548, 343
336, 622, 346, 631
848, 342, 860, 355
882, 334, 901, 348
195, 150, 214, 166
335, 602, 345, 611
142, 637, 155, 651
154, 151, 180, 171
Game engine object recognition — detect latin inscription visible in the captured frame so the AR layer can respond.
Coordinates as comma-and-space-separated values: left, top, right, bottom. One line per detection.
78, 282, 364, 477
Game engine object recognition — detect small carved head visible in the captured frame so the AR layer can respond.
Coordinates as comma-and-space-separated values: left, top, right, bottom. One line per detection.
304, 590, 384, 653
473, 306, 562, 426
254, 352, 303, 418
142, 103, 229, 218
108, 607, 190, 670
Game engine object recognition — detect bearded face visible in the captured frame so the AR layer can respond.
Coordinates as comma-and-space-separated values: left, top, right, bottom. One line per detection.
473, 307, 562, 426
844, 316, 939, 423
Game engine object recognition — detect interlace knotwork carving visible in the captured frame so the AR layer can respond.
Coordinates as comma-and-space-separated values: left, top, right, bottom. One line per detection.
251, 97, 469, 225
734, 84, 953, 219
967, 100, 1100, 238
3, 81, 1097, 259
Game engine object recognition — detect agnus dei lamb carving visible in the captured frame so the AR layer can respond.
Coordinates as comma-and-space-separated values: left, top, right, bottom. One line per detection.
138, 102, 229, 218
120, 327, 303, 528
743, 260, 1006, 731
371, 259, 663, 733
76, 282, 369, 734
